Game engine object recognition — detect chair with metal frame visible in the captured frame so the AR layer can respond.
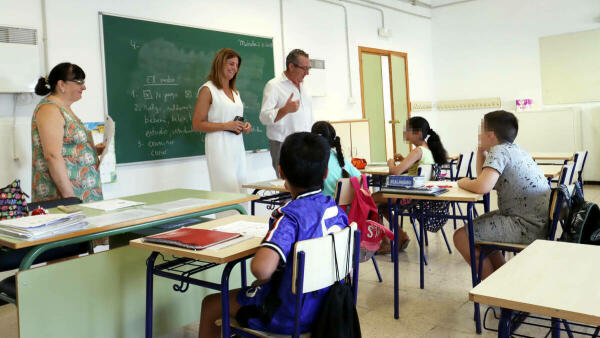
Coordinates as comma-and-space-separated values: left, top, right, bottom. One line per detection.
222, 223, 361, 338
571, 151, 589, 189
475, 167, 572, 335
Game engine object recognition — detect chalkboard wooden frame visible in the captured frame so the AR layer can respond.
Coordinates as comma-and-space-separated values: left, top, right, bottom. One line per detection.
99, 12, 274, 165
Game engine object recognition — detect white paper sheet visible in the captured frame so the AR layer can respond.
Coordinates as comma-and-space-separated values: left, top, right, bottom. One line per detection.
269, 180, 286, 188
0, 213, 84, 228
204, 220, 269, 251
86, 209, 163, 227
100, 115, 115, 164
82, 199, 145, 212
144, 198, 219, 212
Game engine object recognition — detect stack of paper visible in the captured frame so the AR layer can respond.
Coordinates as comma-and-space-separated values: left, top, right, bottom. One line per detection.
82, 199, 145, 211
206, 221, 269, 250
0, 213, 88, 239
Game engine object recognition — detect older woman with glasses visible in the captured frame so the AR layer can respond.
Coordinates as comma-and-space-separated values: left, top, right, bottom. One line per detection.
31, 62, 103, 203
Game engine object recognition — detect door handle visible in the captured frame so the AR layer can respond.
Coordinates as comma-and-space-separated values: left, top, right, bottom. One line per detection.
388, 120, 401, 124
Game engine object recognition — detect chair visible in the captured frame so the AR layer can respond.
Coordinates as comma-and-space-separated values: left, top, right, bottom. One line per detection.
571, 151, 588, 188
474, 182, 570, 334
413, 165, 453, 254
335, 177, 383, 283
225, 223, 361, 338
0, 197, 92, 305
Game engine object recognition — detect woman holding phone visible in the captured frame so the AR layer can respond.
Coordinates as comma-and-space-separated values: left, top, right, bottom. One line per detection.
192, 48, 251, 193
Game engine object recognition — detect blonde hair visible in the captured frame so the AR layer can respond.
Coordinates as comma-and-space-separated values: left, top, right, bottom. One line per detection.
206, 48, 242, 93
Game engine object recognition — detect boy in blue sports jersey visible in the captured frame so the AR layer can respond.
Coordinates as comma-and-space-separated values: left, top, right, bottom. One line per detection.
199, 132, 350, 337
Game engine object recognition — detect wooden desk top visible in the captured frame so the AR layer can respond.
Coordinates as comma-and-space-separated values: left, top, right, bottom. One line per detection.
532, 152, 574, 161
130, 215, 268, 264
470, 240, 600, 326
0, 189, 258, 250
242, 179, 289, 193
541, 165, 563, 179
375, 181, 482, 202
360, 165, 390, 175
447, 154, 461, 161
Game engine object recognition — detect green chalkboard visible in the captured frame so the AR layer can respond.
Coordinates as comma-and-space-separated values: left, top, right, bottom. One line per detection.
101, 14, 274, 164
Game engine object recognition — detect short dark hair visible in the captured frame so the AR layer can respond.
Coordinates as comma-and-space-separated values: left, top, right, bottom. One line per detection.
285, 49, 309, 70
279, 132, 330, 189
35, 62, 85, 96
484, 110, 519, 143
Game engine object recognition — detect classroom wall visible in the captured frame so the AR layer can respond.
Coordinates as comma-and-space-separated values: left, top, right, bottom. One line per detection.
0, 0, 434, 198
425, 0, 600, 180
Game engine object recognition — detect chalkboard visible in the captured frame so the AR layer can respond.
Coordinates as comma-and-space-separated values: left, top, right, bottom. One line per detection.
100, 14, 274, 164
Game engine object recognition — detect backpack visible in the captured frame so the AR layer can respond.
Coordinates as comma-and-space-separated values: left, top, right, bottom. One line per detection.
312, 232, 361, 338
0, 179, 29, 221
559, 182, 600, 245
346, 175, 394, 261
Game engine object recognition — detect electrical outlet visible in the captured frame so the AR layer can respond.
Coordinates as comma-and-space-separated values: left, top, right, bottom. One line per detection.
436, 97, 501, 111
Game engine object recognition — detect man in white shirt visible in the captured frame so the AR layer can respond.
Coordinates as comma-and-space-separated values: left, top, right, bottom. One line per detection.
260, 49, 314, 176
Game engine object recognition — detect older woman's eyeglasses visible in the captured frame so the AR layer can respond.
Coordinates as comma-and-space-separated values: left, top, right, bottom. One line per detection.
67, 79, 85, 86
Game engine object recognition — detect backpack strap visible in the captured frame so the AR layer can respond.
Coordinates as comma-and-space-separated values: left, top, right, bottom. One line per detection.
360, 174, 369, 190
329, 233, 340, 281
349, 176, 361, 192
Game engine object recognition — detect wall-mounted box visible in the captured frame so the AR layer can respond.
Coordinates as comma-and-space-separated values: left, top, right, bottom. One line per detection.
0, 26, 41, 93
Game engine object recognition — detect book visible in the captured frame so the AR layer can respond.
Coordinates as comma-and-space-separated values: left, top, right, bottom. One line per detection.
0, 213, 88, 239
143, 228, 241, 250
380, 186, 448, 196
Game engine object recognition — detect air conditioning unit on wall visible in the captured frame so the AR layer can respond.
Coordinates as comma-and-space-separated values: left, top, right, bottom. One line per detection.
0, 26, 41, 93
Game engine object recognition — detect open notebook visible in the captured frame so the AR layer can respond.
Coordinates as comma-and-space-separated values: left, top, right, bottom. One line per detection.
143, 228, 241, 250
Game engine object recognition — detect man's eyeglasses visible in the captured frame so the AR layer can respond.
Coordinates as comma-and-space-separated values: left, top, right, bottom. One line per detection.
67, 79, 85, 85
293, 63, 311, 72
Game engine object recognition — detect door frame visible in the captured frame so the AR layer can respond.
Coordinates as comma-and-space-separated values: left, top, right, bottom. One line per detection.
358, 46, 412, 155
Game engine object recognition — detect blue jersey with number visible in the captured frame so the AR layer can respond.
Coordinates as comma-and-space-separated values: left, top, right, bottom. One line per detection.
237, 189, 348, 334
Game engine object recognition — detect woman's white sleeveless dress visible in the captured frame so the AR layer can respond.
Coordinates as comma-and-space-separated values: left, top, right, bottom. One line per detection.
201, 81, 247, 193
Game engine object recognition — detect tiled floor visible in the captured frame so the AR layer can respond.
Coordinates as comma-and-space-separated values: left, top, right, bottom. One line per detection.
1, 186, 599, 337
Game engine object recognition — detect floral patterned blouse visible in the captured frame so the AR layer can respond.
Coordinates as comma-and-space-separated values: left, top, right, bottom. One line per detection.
31, 98, 103, 203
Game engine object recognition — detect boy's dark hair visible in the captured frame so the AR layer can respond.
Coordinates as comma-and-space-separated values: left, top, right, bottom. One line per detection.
279, 132, 330, 189
484, 110, 519, 143
407, 116, 447, 165
311, 121, 349, 178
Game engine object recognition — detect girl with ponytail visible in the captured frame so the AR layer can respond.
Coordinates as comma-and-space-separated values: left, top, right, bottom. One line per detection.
311, 121, 361, 198
388, 116, 448, 175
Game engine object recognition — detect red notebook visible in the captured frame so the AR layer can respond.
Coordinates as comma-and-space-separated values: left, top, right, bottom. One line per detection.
143, 227, 241, 250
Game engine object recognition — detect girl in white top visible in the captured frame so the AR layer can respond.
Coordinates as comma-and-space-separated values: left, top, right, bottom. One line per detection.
192, 48, 252, 193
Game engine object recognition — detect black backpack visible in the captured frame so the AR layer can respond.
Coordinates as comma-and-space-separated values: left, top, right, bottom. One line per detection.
559, 182, 600, 245
312, 232, 361, 338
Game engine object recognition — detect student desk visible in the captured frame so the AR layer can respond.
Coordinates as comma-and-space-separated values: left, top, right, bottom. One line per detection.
375, 182, 486, 333
243, 179, 291, 215
3, 189, 258, 338
532, 152, 574, 165
470, 240, 600, 337
541, 165, 564, 179
130, 214, 268, 338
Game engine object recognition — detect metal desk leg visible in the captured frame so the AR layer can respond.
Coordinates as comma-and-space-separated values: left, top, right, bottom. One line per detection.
419, 208, 425, 290
498, 308, 513, 338
392, 199, 399, 319
551, 317, 561, 338
466, 202, 482, 334
145, 251, 159, 338
483, 193, 490, 213
220, 259, 242, 338
241, 259, 247, 289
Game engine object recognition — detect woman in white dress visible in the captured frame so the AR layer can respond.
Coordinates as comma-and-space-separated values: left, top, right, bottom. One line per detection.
192, 48, 252, 193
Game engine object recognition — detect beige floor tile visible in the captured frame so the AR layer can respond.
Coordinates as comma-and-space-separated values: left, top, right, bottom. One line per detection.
0, 304, 18, 338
